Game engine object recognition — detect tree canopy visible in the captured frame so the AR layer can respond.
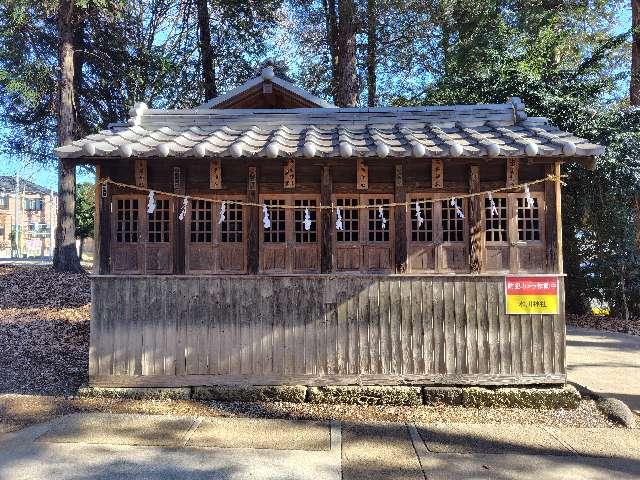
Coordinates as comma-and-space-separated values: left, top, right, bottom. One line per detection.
0, 0, 638, 314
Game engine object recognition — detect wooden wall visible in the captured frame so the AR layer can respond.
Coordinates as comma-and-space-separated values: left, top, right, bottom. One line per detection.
89, 275, 566, 386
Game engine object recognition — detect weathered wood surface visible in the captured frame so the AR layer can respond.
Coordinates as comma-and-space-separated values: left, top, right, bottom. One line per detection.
90, 275, 567, 386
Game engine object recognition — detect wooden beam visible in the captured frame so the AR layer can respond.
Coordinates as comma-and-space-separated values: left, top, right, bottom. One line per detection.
544, 162, 563, 273
320, 166, 333, 273
97, 166, 111, 275
431, 159, 444, 189
134, 159, 147, 188
284, 159, 295, 189
357, 159, 368, 190
394, 163, 407, 273
173, 166, 185, 274
247, 166, 259, 274
209, 159, 222, 190
469, 164, 482, 273
506, 158, 519, 187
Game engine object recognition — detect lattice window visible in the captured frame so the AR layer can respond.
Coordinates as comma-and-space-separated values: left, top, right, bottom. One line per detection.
336, 198, 359, 242
410, 198, 433, 242
190, 200, 212, 243
368, 198, 390, 242
441, 200, 464, 242
294, 199, 317, 243
517, 197, 540, 241
148, 199, 170, 243
484, 197, 508, 242
263, 199, 285, 243
115, 198, 139, 243
221, 202, 243, 243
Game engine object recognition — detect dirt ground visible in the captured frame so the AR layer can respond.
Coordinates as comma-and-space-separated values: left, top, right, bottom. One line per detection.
0, 266, 625, 434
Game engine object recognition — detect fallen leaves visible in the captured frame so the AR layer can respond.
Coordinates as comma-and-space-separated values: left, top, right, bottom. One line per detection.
0, 266, 90, 396
567, 314, 640, 336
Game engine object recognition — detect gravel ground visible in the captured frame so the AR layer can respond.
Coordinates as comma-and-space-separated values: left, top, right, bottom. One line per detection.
567, 314, 640, 336
0, 265, 625, 434
0, 394, 621, 435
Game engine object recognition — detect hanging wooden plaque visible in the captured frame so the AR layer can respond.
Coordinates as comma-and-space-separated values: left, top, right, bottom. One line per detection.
506, 158, 519, 187
432, 159, 444, 189
209, 159, 222, 190
284, 159, 295, 189
248, 166, 257, 191
134, 159, 147, 188
357, 159, 368, 190
173, 166, 185, 195
395, 164, 403, 188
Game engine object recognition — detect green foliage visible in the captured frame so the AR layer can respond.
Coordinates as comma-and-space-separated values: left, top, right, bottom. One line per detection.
75, 182, 94, 239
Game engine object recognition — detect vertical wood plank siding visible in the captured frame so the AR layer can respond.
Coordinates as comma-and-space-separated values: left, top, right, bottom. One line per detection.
90, 275, 566, 387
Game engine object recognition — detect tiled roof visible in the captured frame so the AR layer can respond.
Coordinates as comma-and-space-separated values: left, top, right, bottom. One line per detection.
54, 71, 604, 161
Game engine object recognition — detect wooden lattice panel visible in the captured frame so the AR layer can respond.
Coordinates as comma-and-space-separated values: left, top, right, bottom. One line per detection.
441, 200, 464, 243
409, 198, 433, 242
115, 198, 140, 243
484, 196, 508, 242
517, 197, 540, 241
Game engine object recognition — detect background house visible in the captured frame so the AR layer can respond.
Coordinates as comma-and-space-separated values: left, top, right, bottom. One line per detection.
0, 176, 57, 258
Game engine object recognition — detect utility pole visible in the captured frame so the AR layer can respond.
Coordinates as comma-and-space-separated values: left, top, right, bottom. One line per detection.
13, 171, 20, 258
50, 189, 55, 257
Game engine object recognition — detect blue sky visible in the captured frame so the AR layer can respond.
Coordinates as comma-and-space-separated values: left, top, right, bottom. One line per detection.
0, 5, 633, 192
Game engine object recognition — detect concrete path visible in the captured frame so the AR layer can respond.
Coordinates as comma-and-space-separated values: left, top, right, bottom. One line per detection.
0, 414, 341, 480
567, 326, 640, 413
1, 413, 639, 479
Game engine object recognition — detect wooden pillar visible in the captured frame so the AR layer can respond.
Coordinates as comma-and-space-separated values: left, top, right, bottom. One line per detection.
469, 164, 482, 273
320, 166, 333, 273
97, 165, 111, 275
247, 165, 260, 274
394, 163, 407, 273
545, 162, 563, 273
173, 166, 186, 275
507, 159, 520, 273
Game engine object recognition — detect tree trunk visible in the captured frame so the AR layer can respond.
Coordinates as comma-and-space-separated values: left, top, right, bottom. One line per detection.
366, 0, 377, 107
53, 0, 82, 273
79, 237, 84, 261
334, 0, 359, 107
322, 0, 339, 100
73, 14, 85, 138
196, 0, 217, 101
619, 266, 630, 323
632, 0, 640, 105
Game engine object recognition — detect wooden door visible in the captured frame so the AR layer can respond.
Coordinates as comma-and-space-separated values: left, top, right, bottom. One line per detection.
362, 195, 394, 272
333, 197, 362, 271
407, 195, 437, 272
437, 196, 469, 272
186, 196, 247, 274
260, 195, 320, 273
291, 197, 320, 272
110, 195, 145, 273
483, 194, 509, 272
260, 197, 287, 272
509, 193, 546, 273
218, 199, 246, 272
145, 196, 173, 273
186, 198, 216, 273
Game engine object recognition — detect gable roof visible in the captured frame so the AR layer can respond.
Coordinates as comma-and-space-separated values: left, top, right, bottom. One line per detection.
0, 176, 52, 195
199, 67, 336, 109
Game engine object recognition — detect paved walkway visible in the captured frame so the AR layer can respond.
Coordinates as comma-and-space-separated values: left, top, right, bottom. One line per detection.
0, 413, 638, 479
567, 326, 640, 413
